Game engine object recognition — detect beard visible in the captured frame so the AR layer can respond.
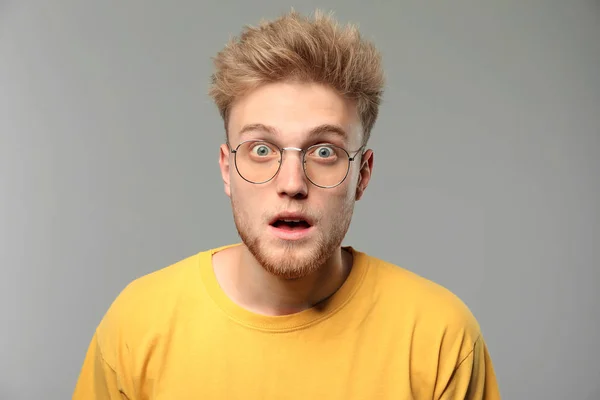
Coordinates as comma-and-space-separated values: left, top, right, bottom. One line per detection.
230, 195, 355, 280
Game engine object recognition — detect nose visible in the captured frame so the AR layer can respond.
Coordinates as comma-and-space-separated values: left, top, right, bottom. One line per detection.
275, 148, 308, 199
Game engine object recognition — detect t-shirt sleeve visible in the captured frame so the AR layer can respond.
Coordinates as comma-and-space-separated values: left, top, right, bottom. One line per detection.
438, 335, 501, 400
72, 331, 130, 399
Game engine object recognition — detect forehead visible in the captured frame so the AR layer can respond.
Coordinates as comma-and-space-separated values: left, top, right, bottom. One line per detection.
227, 82, 362, 145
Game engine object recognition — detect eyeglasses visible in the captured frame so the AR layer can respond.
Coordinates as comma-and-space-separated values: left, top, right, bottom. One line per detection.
228, 140, 365, 188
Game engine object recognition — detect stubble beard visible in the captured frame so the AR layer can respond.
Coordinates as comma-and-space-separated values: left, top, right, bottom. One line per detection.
231, 196, 355, 280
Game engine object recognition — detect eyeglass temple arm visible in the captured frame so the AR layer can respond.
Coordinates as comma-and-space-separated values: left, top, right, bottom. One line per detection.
349, 145, 366, 161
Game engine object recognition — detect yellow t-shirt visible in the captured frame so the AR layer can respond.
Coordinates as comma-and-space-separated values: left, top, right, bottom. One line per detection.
73, 244, 501, 399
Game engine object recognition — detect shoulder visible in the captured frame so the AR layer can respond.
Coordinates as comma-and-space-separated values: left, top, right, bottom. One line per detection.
359, 250, 477, 318
93, 248, 210, 358
109, 251, 199, 313
357, 249, 483, 354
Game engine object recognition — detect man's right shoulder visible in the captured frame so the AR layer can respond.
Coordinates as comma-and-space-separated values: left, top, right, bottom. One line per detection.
94, 247, 215, 350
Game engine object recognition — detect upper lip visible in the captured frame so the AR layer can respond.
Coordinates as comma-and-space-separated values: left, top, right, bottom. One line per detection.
269, 212, 313, 226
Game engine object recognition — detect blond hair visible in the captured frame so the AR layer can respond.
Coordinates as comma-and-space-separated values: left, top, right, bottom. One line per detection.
209, 9, 385, 144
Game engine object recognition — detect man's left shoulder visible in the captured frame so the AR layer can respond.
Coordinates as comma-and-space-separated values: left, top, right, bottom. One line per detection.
355, 251, 500, 398
361, 251, 482, 335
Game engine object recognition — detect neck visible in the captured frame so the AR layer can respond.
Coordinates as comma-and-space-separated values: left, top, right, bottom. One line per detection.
213, 245, 352, 316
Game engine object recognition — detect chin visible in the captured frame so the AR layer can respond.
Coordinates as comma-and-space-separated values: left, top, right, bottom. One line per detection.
266, 263, 316, 280
242, 234, 328, 280
263, 241, 324, 277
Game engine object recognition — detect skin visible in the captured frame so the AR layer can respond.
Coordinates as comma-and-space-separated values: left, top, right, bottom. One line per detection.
214, 81, 374, 316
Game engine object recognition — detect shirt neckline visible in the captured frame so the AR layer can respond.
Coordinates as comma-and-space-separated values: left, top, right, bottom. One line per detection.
198, 243, 371, 333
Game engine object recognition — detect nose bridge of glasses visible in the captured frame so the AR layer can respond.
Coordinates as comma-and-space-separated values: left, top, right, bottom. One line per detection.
279, 147, 305, 163
275, 147, 304, 178
281, 146, 303, 153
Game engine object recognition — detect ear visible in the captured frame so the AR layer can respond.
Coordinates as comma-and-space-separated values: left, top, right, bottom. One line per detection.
219, 143, 232, 197
355, 149, 374, 201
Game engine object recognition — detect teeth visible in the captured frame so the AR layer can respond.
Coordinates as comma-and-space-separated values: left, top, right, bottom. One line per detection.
282, 219, 301, 222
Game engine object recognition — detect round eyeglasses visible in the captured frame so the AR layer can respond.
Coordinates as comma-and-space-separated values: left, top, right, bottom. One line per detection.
228, 140, 365, 188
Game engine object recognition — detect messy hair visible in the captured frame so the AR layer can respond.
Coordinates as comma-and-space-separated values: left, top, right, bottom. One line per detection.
208, 9, 385, 144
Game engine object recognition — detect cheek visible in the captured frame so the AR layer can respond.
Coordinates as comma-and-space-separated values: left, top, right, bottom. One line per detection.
338, 176, 359, 201
231, 175, 252, 197
231, 180, 265, 211
319, 188, 355, 216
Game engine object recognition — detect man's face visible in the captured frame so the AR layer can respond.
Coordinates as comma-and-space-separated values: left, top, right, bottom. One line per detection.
219, 82, 373, 279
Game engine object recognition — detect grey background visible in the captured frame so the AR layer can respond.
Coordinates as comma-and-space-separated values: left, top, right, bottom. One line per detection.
1, 0, 598, 399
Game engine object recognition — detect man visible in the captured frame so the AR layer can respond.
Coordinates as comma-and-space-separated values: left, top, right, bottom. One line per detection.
74, 9, 501, 399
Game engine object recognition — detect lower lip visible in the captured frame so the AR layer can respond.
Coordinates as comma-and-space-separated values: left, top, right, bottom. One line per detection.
268, 224, 314, 241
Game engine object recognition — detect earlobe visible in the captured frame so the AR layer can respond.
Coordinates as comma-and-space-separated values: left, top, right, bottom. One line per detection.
355, 184, 363, 200
355, 149, 373, 201
354, 173, 364, 200
219, 144, 232, 197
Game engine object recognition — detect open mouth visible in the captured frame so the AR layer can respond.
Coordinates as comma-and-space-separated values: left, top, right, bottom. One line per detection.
271, 219, 312, 231
268, 214, 314, 240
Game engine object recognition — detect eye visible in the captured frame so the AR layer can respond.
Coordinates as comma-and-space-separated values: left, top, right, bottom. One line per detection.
251, 143, 273, 156
313, 145, 334, 158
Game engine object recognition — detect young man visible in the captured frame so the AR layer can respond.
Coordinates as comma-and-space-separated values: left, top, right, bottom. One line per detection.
74, 10, 501, 399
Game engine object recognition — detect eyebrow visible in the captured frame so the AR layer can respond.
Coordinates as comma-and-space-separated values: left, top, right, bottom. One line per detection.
238, 123, 348, 140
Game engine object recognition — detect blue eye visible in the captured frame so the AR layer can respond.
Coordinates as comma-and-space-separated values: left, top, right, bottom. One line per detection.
315, 146, 333, 158
252, 144, 271, 156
